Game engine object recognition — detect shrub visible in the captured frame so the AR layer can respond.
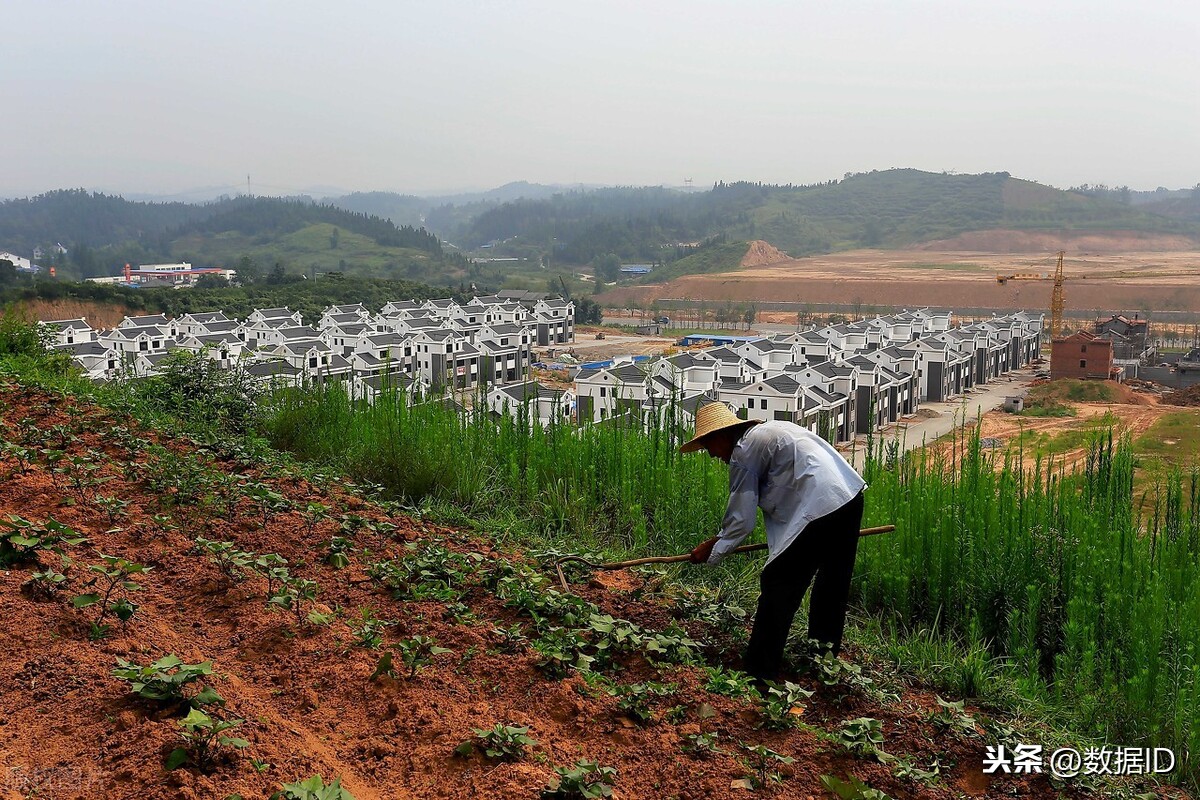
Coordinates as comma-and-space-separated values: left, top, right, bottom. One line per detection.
0, 312, 54, 357
130, 349, 263, 435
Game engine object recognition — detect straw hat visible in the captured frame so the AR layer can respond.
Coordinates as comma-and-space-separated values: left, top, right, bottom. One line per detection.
679, 402, 762, 453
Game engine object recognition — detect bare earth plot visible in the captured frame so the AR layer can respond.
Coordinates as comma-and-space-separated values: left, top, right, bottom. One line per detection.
599, 236, 1200, 315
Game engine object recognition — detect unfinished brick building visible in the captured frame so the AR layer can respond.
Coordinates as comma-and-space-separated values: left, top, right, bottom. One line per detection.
1051, 331, 1120, 381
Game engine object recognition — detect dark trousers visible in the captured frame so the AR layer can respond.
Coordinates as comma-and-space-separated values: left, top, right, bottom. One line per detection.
743, 490, 864, 681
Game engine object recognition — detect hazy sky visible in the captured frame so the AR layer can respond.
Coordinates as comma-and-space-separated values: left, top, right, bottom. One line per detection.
3, 0, 1197, 197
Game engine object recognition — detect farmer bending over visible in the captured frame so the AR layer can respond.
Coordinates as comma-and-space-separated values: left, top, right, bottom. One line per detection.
681, 402, 866, 685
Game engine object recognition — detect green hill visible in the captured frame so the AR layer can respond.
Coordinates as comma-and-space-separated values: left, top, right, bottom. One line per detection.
0, 193, 471, 287
447, 170, 1200, 274
642, 240, 750, 282
6, 173, 1198, 287
170, 223, 447, 283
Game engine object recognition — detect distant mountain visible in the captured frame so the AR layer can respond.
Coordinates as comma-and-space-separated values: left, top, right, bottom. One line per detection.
324, 182, 604, 232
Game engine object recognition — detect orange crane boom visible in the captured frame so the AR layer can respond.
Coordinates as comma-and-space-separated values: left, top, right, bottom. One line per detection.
996, 256, 1197, 339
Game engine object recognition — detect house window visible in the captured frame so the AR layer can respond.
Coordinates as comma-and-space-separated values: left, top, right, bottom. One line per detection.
600, 387, 606, 397
1079, 360, 1087, 368
760, 399, 767, 410
1081, 344, 1087, 353
309, 357, 318, 368
139, 341, 148, 351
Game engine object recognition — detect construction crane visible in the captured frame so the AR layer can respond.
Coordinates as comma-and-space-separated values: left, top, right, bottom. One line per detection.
995, 250, 1068, 337
996, 254, 1197, 340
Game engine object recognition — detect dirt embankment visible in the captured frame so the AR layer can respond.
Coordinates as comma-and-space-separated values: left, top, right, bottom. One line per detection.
4, 298, 136, 329
912, 229, 1200, 253
739, 240, 790, 268
0, 382, 1109, 800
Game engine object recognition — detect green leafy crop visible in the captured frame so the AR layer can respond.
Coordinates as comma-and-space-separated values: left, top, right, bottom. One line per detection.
757, 681, 814, 731
113, 654, 222, 707
270, 774, 356, 800
165, 708, 249, 771
542, 760, 617, 799
456, 723, 538, 761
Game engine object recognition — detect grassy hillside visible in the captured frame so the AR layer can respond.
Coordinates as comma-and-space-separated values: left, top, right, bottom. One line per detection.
641, 240, 750, 282
171, 223, 446, 283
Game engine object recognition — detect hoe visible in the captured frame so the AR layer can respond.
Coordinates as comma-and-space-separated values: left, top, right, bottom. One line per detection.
553, 525, 895, 590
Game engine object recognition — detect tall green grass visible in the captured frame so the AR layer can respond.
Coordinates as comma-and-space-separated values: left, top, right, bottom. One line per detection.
262, 382, 1200, 782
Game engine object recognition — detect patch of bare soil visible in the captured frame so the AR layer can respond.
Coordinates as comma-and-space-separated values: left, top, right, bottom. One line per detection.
597, 247, 1200, 315
960, 403, 1169, 474
739, 241, 790, 268
0, 382, 1178, 799
912, 230, 1200, 253
6, 298, 137, 329
1164, 385, 1200, 407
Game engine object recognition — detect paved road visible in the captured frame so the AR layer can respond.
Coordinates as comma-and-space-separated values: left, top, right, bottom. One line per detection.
841, 370, 1036, 469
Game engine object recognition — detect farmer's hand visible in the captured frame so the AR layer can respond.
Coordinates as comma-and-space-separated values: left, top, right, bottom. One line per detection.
689, 537, 719, 565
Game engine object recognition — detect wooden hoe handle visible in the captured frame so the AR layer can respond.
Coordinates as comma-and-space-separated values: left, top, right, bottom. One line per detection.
553, 525, 896, 589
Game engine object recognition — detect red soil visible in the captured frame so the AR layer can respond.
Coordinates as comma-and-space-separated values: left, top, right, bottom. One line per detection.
740, 241, 790, 268
0, 382, 1181, 799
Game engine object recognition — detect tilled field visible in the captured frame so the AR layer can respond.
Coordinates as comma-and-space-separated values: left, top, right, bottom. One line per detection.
0, 381, 1165, 799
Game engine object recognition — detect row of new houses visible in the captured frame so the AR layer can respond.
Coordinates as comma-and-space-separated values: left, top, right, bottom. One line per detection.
570, 309, 1043, 443
42, 295, 575, 391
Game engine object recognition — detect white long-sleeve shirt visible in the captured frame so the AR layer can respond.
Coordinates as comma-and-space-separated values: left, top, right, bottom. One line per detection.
707, 421, 866, 566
